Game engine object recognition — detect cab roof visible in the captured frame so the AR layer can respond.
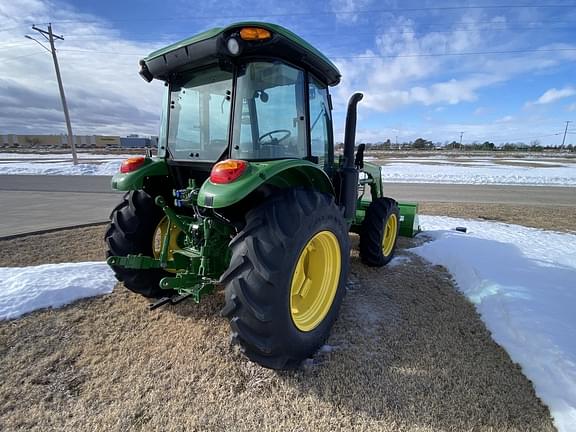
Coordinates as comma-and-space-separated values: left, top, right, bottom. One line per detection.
141, 22, 341, 86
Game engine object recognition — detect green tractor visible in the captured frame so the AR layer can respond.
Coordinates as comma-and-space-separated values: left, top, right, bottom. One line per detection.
106, 22, 419, 369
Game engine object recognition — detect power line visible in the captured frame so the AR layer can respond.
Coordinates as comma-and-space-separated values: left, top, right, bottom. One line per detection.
19, 19, 576, 40
329, 47, 576, 59
0, 42, 36, 51
59, 48, 141, 56
3, 17, 574, 45
54, 23, 576, 44
0, 25, 30, 33
0, 51, 48, 62
503, 132, 562, 142
50, 47, 576, 59
47, 4, 576, 24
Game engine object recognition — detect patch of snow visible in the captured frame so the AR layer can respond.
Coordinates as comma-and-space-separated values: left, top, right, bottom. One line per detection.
0, 160, 122, 175
411, 216, 576, 432
381, 157, 496, 166
498, 159, 571, 166
319, 344, 336, 353
0, 152, 141, 175
0, 262, 116, 320
381, 162, 576, 186
0, 152, 134, 160
387, 255, 412, 268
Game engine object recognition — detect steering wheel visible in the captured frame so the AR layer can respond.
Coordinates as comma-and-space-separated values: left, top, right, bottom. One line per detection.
258, 129, 291, 144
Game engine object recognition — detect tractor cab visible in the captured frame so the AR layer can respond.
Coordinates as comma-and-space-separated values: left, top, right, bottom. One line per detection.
141, 23, 342, 181
107, 22, 419, 370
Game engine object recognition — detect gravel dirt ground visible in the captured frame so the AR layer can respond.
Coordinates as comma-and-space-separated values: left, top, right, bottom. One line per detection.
0, 202, 565, 431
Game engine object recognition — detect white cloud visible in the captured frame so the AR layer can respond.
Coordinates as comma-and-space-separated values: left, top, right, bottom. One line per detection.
329, 0, 374, 23
348, 111, 562, 145
496, 115, 514, 123
326, 13, 576, 147
568, 103, 576, 112
331, 15, 504, 113
327, 6, 576, 116
527, 86, 576, 106
358, 75, 503, 112
0, 0, 168, 136
474, 107, 489, 116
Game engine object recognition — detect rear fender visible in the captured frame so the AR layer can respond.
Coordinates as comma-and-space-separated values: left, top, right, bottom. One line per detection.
111, 158, 169, 191
198, 160, 334, 208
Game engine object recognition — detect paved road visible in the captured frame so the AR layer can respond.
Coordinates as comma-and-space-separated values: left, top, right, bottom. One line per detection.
0, 175, 120, 238
0, 175, 574, 237
0, 175, 115, 193
382, 183, 576, 207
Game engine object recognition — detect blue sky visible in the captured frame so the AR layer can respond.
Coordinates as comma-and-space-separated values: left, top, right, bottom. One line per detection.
0, 0, 575, 145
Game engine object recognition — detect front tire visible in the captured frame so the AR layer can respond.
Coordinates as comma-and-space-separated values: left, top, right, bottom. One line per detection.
359, 197, 400, 267
220, 189, 350, 369
105, 190, 174, 298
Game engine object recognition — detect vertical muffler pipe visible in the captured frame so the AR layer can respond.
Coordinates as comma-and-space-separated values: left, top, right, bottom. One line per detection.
340, 92, 363, 220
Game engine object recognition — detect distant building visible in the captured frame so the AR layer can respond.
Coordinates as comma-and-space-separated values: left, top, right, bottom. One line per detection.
0, 134, 121, 149
120, 136, 154, 148
94, 136, 121, 148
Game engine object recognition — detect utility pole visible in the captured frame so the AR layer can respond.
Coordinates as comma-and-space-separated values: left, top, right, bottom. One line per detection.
561, 121, 572, 148
459, 132, 464, 150
29, 24, 78, 164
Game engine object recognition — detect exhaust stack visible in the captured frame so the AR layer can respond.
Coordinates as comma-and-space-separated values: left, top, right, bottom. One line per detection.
340, 92, 363, 220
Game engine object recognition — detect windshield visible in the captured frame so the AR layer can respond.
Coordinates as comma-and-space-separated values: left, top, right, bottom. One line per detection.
167, 67, 232, 161
231, 62, 307, 160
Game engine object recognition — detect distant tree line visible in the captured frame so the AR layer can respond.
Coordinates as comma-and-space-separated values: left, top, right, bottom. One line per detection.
336, 138, 574, 152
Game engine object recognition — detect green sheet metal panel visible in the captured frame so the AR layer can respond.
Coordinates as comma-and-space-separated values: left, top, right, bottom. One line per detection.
398, 201, 420, 238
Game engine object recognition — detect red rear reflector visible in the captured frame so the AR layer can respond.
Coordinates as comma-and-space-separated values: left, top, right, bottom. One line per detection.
210, 159, 248, 184
120, 156, 146, 173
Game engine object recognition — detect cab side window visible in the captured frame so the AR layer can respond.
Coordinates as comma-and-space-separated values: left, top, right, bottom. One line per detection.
308, 77, 331, 167
232, 62, 307, 160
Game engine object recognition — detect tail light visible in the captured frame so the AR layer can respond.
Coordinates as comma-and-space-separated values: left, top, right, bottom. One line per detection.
210, 159, 248, 184
120, 156, 146, 173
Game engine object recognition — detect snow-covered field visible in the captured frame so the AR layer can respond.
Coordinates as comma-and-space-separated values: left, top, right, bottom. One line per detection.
1, 152, 576, 186
0, 153, 133, 160
413, 216, 576, 432
0, 262, 116, 320
380, 157, 576, 186
0, 160, 122, 175
0, 152, 128, 175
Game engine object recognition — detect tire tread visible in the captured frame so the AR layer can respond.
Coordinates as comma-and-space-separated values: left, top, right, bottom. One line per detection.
221, 188, 349, 369
105, 190, 173, 298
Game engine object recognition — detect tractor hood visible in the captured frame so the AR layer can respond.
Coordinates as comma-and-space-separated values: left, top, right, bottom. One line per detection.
139, 22, 341, 86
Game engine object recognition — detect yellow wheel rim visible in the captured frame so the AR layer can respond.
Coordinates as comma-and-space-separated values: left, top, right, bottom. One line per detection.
152, 216, 182, 273
382, 213, 398, 257
289, 231, 341, 332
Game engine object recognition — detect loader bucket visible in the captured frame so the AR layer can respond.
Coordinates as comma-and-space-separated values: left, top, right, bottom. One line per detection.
398, 202, 420, 237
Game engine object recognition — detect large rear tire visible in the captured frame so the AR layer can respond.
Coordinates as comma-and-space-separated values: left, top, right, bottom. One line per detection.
359, 197, 400, 267
105, 190, 174, 298
220, 189, 350, 369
